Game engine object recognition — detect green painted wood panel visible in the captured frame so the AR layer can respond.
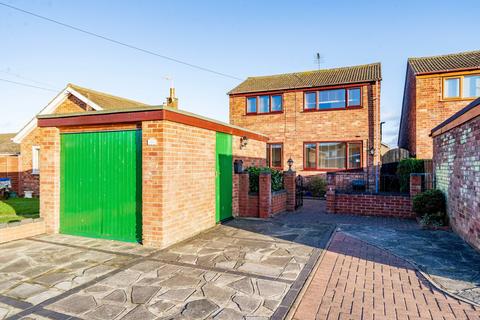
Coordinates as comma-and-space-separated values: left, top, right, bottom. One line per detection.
215, 132, 233, 222
60, 130, 142, 242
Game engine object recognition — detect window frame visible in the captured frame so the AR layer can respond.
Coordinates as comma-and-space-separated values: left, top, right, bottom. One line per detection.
266, 143, 283, 169
303, 85, 363, 112
32, 145, 40, 175
443, 74, 480, 100
245, 94, 284, 115
303, 141, 363, 171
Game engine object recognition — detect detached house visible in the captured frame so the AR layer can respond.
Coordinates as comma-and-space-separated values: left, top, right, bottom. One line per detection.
11, 83, 152, 196
228, 63, 382, 184
398, 50, 480, 159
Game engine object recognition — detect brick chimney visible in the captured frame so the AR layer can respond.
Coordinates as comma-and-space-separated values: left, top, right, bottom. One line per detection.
166, 86, 178, 109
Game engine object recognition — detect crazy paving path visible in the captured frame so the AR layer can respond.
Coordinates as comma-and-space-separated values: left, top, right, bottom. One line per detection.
292, 232, 480, 320
0, 220, 334, 320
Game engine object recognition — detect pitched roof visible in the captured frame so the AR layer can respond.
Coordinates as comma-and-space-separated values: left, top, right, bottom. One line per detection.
0, 133, 20, 154
68, 84, 151, 110
408, 50, 480, 75
228, 63, 382, 95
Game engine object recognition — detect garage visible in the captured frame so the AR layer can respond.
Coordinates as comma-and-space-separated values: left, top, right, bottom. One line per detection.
60, 130, 142, 242
37, 106, 268, 248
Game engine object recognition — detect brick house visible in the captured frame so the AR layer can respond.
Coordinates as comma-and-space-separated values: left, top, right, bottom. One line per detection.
228, 63, 382, 186
12, 83, 152, 196
398, 50, 480, 159
431, 97, 480, 250
0, 133, 20, 192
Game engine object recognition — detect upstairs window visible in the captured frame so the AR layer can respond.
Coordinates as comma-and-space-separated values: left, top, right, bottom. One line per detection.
304, 87, 362, 111
267, 143, 283, 169
246, 94, 283, 114
444, 78, 460, 98
463, 75, 480, 98
444, 74, 480, 99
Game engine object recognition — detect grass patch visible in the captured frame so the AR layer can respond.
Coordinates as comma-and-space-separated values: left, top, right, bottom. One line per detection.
0, 198, 39, 224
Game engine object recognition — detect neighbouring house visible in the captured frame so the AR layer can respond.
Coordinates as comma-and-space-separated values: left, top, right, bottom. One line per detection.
398, 50, 480, 159
380, 142, 391, 156
11, 83, 153, 197
0, 133, 20, 192
36, 101, 268, 248
431, 97, 480, 251
228, 63, 382, 188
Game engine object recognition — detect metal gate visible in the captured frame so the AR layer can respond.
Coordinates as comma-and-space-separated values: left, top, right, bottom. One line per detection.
295, 175, 304, 209
60, 130, 142, 243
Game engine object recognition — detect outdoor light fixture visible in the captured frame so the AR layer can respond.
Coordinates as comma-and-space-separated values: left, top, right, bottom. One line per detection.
287, 158, 294, 171
369, 147, 375, 156
240, 136, 248, 149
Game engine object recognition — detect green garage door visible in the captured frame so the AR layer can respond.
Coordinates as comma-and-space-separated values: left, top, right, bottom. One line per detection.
215, 132, 232, 222
60, 130, 142, 243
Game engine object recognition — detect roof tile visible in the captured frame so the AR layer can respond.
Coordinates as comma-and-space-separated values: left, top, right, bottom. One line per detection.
408, 50, 480, 75
228, 63, 381, 95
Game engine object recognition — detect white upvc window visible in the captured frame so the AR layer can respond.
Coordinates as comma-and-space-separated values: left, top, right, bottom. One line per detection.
32, 146, 40, 175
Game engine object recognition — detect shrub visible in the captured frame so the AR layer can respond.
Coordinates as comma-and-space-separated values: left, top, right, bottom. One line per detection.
246, 167, 284, 193
412, 189, 447, 225
397, 158, 424, 192
306, 176, 327, 197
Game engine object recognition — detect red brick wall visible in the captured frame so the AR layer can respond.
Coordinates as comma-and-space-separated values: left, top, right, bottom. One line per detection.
434, 115, 480, 250
0, 155, 19, 193
399, 69, 479, 159
327, 192, 414, 218
272, 191, 287, 215
229, 82, 381, 181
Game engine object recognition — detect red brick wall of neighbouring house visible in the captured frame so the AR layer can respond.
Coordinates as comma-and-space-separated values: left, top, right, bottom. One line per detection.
0, 155, 19, 193
229, 82, 381, 184
399, 70, 479, 159
19, 94, 88, 196
433, 115, 480, 251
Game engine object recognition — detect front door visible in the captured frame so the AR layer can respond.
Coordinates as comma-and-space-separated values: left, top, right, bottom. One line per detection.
215, 132, 232, 222
60, 130, 142, 242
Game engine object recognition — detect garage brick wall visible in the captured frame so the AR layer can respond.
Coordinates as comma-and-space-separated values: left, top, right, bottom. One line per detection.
142, 120, 217, 248
434, 115, 480, 250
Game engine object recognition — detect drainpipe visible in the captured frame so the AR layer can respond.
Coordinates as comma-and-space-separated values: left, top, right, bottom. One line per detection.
375, 80, 380, 193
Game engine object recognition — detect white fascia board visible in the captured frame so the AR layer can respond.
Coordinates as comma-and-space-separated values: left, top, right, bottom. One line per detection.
12, 86, 103, 143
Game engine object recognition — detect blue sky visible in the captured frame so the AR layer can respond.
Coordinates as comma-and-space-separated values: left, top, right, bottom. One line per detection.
0, 0, 479, 146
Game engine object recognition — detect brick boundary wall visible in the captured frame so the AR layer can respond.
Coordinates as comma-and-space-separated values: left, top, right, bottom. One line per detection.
433, 114, 480, 251
0, 218, 45, 243
235, 171, 295, 218
326, 173, 422, 218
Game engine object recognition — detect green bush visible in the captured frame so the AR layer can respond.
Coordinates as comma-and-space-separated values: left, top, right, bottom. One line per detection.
307, 176, 327, 197
246, 167, 284, 193
397, 158, 424, 192
412, 189, 447, 225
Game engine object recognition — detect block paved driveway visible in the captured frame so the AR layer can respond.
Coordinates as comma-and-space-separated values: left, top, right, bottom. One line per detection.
0, 219, 334, 320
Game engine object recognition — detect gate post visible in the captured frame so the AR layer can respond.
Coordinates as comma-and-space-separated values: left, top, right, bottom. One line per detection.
238, 172, 250, 217
284, 171, 296, 211
259, 172, 271, 218
326, 173, 336, 213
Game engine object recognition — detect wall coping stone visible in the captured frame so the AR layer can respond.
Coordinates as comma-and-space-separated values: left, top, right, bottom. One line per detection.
0, 217, 44, 229
336, 191, 410, 197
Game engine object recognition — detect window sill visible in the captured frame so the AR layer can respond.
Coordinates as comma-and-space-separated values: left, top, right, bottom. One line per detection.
441, 97, 477, 102
31, 170, 40, 175
302, 167, 363, 172
246, 111, 284, 116
302, 106, 362, 113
